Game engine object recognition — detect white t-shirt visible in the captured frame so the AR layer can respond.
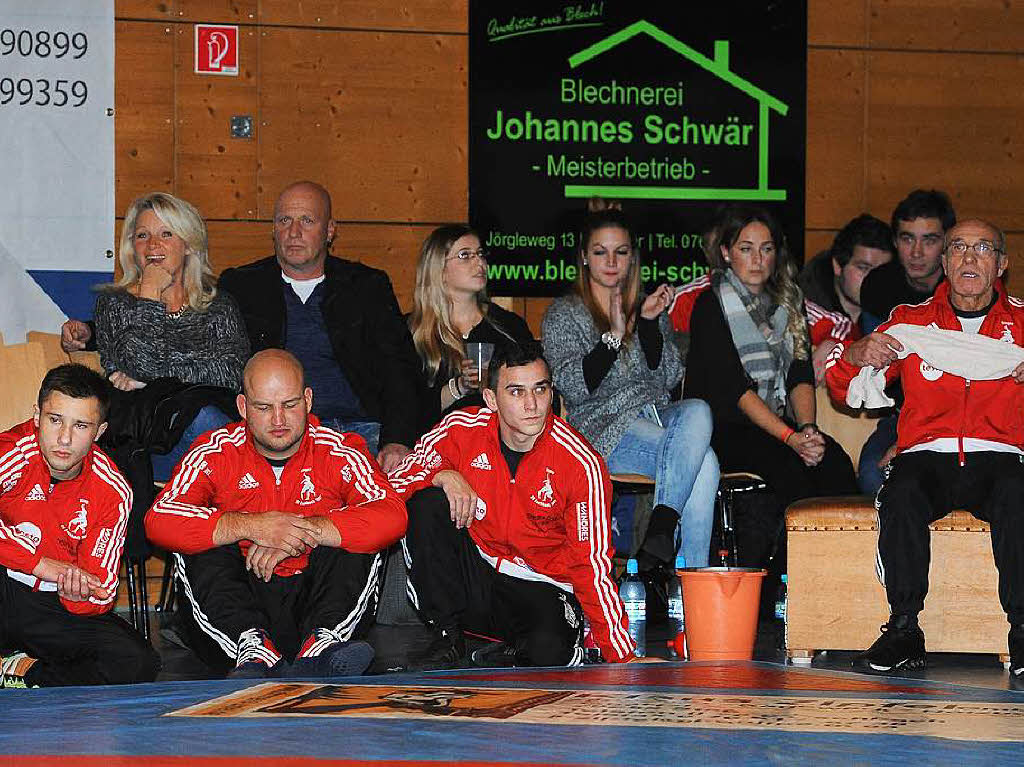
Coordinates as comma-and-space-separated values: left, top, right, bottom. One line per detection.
281, 272, 325, 304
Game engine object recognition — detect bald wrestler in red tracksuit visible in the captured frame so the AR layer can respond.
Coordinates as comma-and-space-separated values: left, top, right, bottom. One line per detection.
0, 420, 159, 686
146, 417, 406, 674
390, 407, 635, 666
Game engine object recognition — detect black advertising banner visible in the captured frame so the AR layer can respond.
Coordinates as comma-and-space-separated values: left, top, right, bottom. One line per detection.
469, 2, 807, 296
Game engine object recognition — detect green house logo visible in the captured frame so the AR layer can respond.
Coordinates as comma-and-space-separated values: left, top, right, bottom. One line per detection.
566, 20, 790, 202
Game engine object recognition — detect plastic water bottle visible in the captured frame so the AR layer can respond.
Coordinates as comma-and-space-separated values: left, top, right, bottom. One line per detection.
667, 555, 686, 659
774, 573, 788, 623
620, 558, 646, 657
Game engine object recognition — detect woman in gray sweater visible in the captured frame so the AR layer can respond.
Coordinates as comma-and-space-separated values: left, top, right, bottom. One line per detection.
94, 192, 249, 478
542, 207, 717, 568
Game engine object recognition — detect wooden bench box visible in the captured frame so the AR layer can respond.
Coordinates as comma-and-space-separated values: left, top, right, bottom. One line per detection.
785, 496, 1009, 663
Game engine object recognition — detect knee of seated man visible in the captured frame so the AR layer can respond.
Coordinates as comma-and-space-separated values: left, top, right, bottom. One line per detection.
523, 628, 576, 667
110, 634, 162, 684
406, 487, 453, 527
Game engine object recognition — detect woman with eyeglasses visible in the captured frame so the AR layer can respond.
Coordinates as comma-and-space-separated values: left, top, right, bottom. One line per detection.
684, 204, 856, 568
542, 203, 718, 571
409, 224, 533, 431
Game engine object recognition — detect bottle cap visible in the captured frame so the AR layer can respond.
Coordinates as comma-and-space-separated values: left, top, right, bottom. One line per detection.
675, 554, 686, 569
781, 574, 788, 583
626, 558, 638, 575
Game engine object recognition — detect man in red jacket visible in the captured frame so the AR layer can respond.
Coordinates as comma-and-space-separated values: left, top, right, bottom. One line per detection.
147, 350, 407, 678
826, 218, 1024, 677
0, 364, 159, 688
389, 341, 634, 669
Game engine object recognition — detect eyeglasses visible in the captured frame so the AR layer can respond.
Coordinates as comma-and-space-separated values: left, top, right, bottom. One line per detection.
446, 248, 489, 262
946, 240, 1003, 257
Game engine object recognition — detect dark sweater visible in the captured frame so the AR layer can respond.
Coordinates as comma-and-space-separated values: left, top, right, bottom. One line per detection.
416, 303, 533, 432
683, 289, 812, 428
859, 260, 940, 324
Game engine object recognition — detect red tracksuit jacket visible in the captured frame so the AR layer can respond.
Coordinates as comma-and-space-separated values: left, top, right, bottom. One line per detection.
826, 280, 1024, 460
146, 418, 407, 576
389, 407, 635, 662
0, 420, 132, 615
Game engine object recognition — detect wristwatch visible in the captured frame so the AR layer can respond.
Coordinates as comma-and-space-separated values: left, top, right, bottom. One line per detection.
601, 331, 622, 351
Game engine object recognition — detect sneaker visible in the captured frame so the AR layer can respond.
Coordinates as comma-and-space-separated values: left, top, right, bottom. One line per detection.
1009, 624, 1024, 677
408, 626, 466, 671
228, 628, 286, 679
470, 641, 521, 669
1, 653, 39, 689
853, 616, 926, 673
290, 628, 374, 677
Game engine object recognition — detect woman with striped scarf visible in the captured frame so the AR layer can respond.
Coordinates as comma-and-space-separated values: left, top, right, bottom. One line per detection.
683, 205, 856, 570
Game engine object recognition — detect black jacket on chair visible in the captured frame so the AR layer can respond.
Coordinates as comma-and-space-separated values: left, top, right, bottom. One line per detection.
218, 255, 422, 449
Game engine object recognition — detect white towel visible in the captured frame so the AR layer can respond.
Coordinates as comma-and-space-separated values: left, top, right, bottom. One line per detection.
846, 323, 1024, 409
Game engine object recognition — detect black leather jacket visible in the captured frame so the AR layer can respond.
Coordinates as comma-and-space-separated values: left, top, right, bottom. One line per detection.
218, 255, 422, 448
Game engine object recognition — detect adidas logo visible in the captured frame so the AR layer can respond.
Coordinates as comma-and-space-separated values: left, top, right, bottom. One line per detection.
24, 484, 46, 501
237, 472, 260, 490
470, 452, 492, 471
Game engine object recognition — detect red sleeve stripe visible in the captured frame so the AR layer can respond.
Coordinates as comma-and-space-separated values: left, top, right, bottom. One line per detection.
90, 452, 133, 597
0, 522, 37, 554
388, 409, 492, 492
824, 342, 846, 371
667, 275, 711, 314
0, 435, 35, 485
151, 425, 245, 519
313, 427, 388, 503
550, 420, 633, 659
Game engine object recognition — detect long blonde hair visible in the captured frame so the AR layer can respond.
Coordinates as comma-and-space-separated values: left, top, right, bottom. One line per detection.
573, 204, 642, 341
104, 192, 217, 311
710, 205, 810, 360
410, 224, 493, 385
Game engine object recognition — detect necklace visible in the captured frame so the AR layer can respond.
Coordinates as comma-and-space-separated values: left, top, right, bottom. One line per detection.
166, 305, 187, 319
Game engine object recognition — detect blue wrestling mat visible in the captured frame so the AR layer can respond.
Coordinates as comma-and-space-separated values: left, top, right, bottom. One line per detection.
2, 662, 1023, 766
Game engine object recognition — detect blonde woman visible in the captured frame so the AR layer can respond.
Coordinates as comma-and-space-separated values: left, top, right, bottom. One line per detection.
93, 192, 249, 477
683, 204, 856, 566
542, 206, 718, 570
409, 224, 532, 430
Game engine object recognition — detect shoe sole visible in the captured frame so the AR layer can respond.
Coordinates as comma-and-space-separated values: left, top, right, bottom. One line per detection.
854, 655, 927, 673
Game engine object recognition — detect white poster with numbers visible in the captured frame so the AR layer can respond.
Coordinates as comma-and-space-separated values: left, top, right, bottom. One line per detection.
0, 0, 114, 343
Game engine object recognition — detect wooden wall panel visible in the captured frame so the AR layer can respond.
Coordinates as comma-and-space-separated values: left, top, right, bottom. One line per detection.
869, 0, 1024, 53
1004, 233, 1024, 297
175, 0, 258, 24
808, 0, 867, 47
115, 0, 173, 20
258, 1, 466, 33
115, 22, 175, 215
865, 51, 1024, 230
257, 28, 467, 222
806, 49, 867, 229
174, 25, 260, 218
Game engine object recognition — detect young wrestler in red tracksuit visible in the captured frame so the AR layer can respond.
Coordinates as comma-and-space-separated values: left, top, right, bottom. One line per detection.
1, 366, 159, 688
147, 417, 407, 677
391, 403, 634, 667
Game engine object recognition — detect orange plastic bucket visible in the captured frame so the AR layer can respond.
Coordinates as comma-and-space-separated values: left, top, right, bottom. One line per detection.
678, 567, 766, 661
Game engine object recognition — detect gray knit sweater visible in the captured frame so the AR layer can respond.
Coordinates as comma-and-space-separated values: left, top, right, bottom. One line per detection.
541, 294, 683, 456
94, 289, 249, 392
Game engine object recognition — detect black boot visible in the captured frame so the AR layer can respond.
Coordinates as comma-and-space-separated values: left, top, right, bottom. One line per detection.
637, 505, 680, 570
853, 614, 926, 673
409, 625, 466, 671
1009, 623, 1024, 678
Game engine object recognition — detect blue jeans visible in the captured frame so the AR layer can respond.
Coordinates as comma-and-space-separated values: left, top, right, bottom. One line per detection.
858, 413, 899, 496
152, 404, 233, 482
606, 400, 719, 567
324, 419, 381, 455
